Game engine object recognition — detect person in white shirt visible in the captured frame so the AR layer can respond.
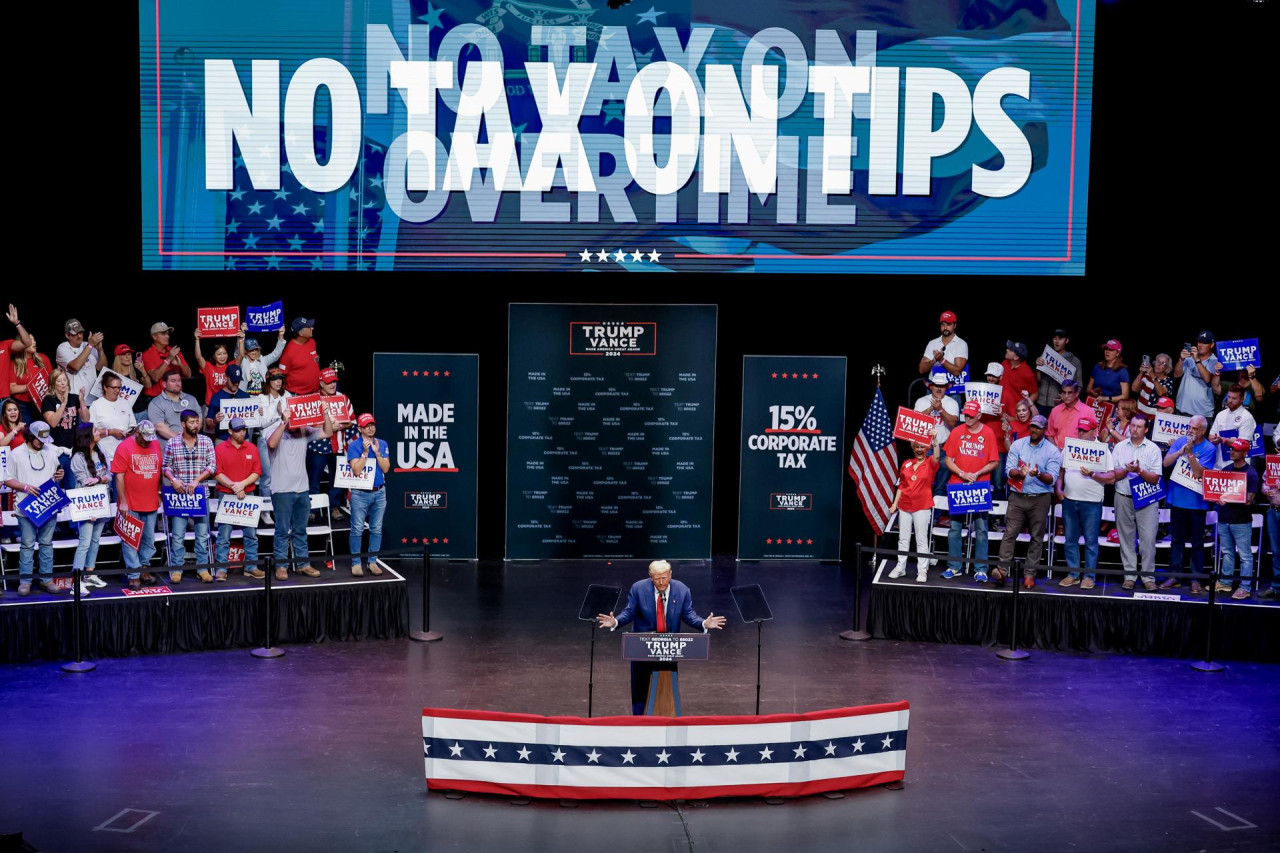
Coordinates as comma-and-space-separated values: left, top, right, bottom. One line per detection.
4, 421, 65, 596
254, 367, 291, 507
1110, 414, 1163, 591
55, 319, 105, 401
1207, 384, 1256, 464
88, 373, 137, 464
918, 310, 969, 396
1055, 414, 1114, 589
237, 326, 287, 396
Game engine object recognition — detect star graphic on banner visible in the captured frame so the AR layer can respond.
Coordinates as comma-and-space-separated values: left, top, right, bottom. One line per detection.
621, 750, 636, 764
793, 744, 807, 759
434, 370, 440, 376
370, 175, 384, 188
786, 539, 793, 544
512, 123, 527, 141
852, 739, 865, 752
413, 371, 420, 376
483, 744, 498, 758
825, 742, 837, 756
765, 538, 772, 544
690, 749, 705, 763
309, 258, 324, 270
312, 218, 325, 233
596, 250, 610, 262
281, 162, 293, 174
291, 202, 310, 216
803, 373, 810, 379
602, 102, 625, 125
265, 215, 283, 231
771, 373, 778, 378
449, 742, 464, 757
265, 254, 282, 270
580, 249, 592, 262
242, 233, 261, 250
613, 250, 626, 263
881, 735, 894, 750
401, 537, 408, 543
806, 539, 814, 545
444, 370, 450, 376
586, 749, 601, 763
636, 49, 654, 67
225, 219, 240, 235
443, 538, 449, 544
647, 250, 661, 263
636, 6, 664, 24
724, 748, 739, 762
273, 188, 291, 200
551, 748, 566, 763
630, 250, 643, 262
412, 537, 419, 544
791, 373, 799, 379
234, 155, 245, 169
759, 746, 774, 761
402, 371, 409, 376
229, 188, 246, 201
517, 746, 532, 761
287, 235, 305, 251
656, 750, 671, 764
432, 538, 439, 544
247, 201, 264, 215
418, 1, 445, 28
423, 739, 431, 753
813, 373, 819, 378
224, 259, 237, 270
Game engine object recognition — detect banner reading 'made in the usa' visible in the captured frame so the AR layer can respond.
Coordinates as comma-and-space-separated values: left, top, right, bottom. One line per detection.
374, 353, 478, 559
738, 356, 847, 560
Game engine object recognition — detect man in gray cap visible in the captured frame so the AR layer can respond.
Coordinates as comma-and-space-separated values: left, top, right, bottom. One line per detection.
994, 414, 1061, 588
140, 322, 192, 399
1174, 330, 1221, 419
56, 319, 105, 400
4, 421, 67, 595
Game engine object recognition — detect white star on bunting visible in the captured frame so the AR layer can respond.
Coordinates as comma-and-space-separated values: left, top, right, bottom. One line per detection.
579, 250, 592, 261
517, 746, 532, 761
881, 735, 894, 750
724, 748, 739, 762
759, 746, 774, 761
551, 748, 566, 763
690, 749, 705, 763
656, 750, 671, 764
793, 745, 807, 759
621, 750, 636, 764
449, 742, 464, 757
483, 744, 498, 758
613, 250, 626, 262
852, 739, 865, 753
825, 742, 837, 756
586, 749, 601, 763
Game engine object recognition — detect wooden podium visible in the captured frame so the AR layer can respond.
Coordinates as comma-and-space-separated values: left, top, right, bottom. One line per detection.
622, 633, 709, 717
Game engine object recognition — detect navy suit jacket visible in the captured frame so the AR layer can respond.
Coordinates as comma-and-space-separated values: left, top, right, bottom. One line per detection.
614, 578, 705, 633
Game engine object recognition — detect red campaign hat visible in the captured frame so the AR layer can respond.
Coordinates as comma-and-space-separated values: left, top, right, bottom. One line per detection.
1076, 414, 1098, 430
357, 413, 376, 428
961, 400, 983, 417
1228, 438, 1252, 451
1104, 339, 1122, 352
113, 344, 133, 356
1107, 529, 1120, 543
939, 310, 957, 324
1156, 396, 1174, 408
319, 367, 339, 383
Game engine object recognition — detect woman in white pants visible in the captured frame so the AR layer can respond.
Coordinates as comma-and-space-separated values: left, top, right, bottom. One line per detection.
887, 430, 940, 582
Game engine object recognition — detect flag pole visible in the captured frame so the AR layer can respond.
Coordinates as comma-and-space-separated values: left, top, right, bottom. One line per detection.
870, 365, 886, 559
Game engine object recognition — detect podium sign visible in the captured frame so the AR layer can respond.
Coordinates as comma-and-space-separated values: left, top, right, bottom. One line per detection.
622, 633, 710, 663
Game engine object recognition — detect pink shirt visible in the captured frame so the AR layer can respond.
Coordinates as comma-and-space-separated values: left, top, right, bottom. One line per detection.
1046, 399, 1087, 449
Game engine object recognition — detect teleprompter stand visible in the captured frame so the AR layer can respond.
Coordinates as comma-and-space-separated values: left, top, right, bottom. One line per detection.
579, 584, 621, 717
731, 584, 774, 715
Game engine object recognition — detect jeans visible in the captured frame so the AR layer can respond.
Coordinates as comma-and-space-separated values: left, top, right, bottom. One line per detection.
17, 515, 56, 580
306, 449, 345, 509
990, 454, 1007, 499
257, 434, 274, 498
73, 519, 106, 570
216, 521, 258, 566
349, 487, 387, 566
167, 513, 210, 568
1062, 499, 1102, 579
1268, 507, 1280, 592
1217, 522, 1253, 590
122, 510, 159, 580
948, 512, 988, 573
271, 491, 311, 568
1169, 507, 1208, 579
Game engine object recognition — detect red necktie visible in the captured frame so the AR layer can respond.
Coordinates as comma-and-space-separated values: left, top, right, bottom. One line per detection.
655, 591, 667, 633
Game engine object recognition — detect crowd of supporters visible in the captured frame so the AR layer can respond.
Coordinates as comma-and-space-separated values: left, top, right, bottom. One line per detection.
1, 305, 389, 596
889, 310, 1280, 600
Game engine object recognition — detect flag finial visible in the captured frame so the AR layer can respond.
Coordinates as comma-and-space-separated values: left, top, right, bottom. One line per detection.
870, 364, 886, 387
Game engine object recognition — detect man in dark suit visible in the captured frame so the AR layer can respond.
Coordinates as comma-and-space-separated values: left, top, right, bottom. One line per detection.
597, 560, 726, 714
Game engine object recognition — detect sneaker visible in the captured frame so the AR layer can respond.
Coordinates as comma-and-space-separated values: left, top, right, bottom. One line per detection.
262, 511, 275, 526
351, 563, 364, 577
38, 579, 62, 595
1080, 577, 1096, 590
1214, 582, 1232, 594
1231, 588, 1250, 600
17, 581, 31, 596
941, 568, 963, 580
214, 570, 228, 582
1058, 576, 1079, 588
196, 569, 214, 583
1142, 579, 1158, 591
297, 565, 321, 578
275, 568, 288, 581
85, 573, 107, 588
1159, 578, 1181, 589
1122, 579, 1135, 590
169, 571, 183, 584
368, 563, 383, 576
916, 571, 927, 583
77, 580, 93, 597
974, 571, 988, 583
245, 568, 266, 580
887, 565, 906, 579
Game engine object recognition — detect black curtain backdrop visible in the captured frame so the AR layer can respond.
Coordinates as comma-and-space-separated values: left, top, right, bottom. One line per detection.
20, 0, 1273, 562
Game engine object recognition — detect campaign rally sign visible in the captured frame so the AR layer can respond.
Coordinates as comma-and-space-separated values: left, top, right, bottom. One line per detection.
1061, 439, 1111, 473
1085, 397, 1114, 431
88, 368, 143, 406
1169, 456, 1203, 495
0, 445, 8, 480
286, 393, 326, 428
1037, 346, 1076, 384
219, 397, 263, 428
1266, 455, 1280, 489
245, 301, 284, 332
66, 485, 111, 521
334, 458, 376, 490
1128, 475, 1166, 510
215, 495, 263, 527
17, 481, 70, 527
1216, 428, 1264, 459
1153, 412, 1192, 444
197, 306, 241, 335
28, 368, 51, 403
1203, 470, 1248, 504
322, 395, 353, 424
1216, 338, 1261, 371
947, 482, 993, 514
115, 510, 144, 549
964, 383, 1003, 417
163, 486, 208, 517
946, 367, 970, 394
893, 407, 937, 444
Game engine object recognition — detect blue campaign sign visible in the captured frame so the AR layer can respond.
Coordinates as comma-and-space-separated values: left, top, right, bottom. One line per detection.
1128, 475, 1166, 510
1216, 338, 1261, 371
163, 486, 208, 517
18, 481, 70, 527
947, 483, 992, 514
1217, 429, 1265, 459
244, 301, 284, 332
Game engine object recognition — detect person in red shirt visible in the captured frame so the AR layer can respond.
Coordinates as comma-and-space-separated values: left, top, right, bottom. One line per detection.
887, 429, 941, 583
1001, 341, 1038, 417
941, 401, 1001, 582
7, 335, 50, 425
111, 420, 164, 589
279, 318, 319, 394
140, 322, 192, 397
193, 328, 238, 406
214, 417, 264, 580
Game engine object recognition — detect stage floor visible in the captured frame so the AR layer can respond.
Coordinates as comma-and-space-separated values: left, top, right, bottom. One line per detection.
2, 558, 1278, 852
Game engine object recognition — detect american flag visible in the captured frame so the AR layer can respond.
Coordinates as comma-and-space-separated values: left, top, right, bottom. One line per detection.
848, 388, 899, 534
423, 703, 909, 800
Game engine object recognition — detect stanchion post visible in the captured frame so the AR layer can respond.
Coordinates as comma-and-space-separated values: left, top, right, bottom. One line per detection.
997, 557, 1030, 661
411, 540, 443, 642
840, 542, 872, 641
251, 555, 284, 659
1192, 567, 1225, 672
61, 568, 96, 673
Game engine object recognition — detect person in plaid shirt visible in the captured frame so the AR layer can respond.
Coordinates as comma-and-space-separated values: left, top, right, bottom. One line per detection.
163, 410, 216, 583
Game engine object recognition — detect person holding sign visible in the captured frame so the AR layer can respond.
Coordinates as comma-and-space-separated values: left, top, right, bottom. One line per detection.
1174, 331, 1221, 419
996, 415, 1062, 588
347, 414, 390, 576
306, 367, 355, 519
88, 373, 137, 464
112, 421, 163, 590
7, 335, 49, 426
279, 318, 320, 395
68, 423, 111, 589
207, 364, 251, 438
1160, 416, 1217, 594
1035, 329, 1082, 414
192, 328, 238, 407
1055, 414, 1114, 589
214, 417, 263, 579
1111, 414, 1163, 592
1207, 385, 1256, 465
887, 428, 940, 582
163, 410, 216, 583
914, 369, 959, 496
1215, 438, 1260, 600
4, 421, 65, 596
236, 327, 286, 396
940, 401, 1001, 582
266, 397, 335, 580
